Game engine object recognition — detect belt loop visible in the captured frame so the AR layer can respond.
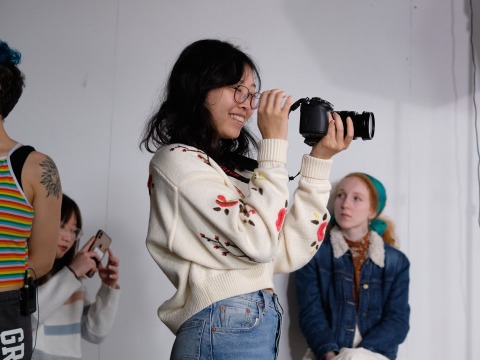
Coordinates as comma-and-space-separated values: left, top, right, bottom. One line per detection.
260, 290, 269, 314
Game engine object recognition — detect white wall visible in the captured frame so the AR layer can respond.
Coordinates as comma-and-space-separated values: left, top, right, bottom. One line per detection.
1, 0, 479, 359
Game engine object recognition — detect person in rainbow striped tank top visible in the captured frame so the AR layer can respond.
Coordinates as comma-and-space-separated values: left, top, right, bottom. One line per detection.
0, 39, 62, 359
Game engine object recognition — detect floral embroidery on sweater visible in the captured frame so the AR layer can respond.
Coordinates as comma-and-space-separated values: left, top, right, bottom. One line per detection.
276, 200, 288, 232
213, 195, 239, 215
147, 174, 153, 196
309, 212, 328, 252
213, 195, 257, 226
239, 199, 256, 226
199, 232, 252, 260
169, 145, 210, 165
250, 171, 267, 195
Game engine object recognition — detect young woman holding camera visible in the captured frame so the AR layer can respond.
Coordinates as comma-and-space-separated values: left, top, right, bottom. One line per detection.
141, 38, 353, 359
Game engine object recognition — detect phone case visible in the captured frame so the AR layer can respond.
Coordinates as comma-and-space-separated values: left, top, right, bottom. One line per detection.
86, 230, 112, 277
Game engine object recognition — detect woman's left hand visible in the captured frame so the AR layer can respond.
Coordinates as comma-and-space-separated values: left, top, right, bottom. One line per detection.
310, 112, 353, 159
98, 248, 120, 289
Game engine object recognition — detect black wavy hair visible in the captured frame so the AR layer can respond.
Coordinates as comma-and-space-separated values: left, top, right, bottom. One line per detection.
0, 40, 25, 119
140, 39, 261, 168
38, 194, 83, 285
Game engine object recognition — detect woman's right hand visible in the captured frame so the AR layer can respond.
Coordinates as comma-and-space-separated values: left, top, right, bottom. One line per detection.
68, 236, 101, 278
257, 89, 292, 140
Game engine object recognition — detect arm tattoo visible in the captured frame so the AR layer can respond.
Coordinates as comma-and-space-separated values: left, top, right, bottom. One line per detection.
39, 156, 61, 198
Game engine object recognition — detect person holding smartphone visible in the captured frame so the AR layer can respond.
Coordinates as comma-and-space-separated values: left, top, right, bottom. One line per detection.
0, 39, 62, 360
32, 194, 120, 360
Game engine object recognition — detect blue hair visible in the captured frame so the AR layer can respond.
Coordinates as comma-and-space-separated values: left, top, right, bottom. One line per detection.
0, 40, 22, 66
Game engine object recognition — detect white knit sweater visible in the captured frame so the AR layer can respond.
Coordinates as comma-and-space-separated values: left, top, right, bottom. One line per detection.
31, 267, 120, 359
146, 139, 333, 334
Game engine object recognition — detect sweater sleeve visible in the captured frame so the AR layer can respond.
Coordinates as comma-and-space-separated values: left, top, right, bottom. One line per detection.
146, 140, 292, 270
273, 154, 332, 274
33, 267, 83, 324
81, 283, 121, 344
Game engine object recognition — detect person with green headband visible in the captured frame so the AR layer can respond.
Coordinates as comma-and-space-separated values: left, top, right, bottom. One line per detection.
295, 172, 410, 360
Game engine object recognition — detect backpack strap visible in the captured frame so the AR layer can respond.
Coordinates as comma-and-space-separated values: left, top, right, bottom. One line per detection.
10, 145, 35, 190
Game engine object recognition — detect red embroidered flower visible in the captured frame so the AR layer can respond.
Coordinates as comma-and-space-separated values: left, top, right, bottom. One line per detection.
147, 175, 153, 196
215, 195, 238, 207
317, 221, 327, 242
276, 208, 287, 232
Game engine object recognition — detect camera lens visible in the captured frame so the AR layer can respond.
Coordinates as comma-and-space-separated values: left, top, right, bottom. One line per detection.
337, 111, 375, 140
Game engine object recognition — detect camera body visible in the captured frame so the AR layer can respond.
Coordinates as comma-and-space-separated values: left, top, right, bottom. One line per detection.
296, 97, 375, 146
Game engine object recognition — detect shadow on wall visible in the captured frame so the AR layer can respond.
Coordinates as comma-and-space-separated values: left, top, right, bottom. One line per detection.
282, 0, 479, 107
286, 273, 308, 360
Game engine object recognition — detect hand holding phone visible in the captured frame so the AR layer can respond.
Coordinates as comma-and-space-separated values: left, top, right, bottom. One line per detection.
86, 230, 112, 278
98, 248, 120, 289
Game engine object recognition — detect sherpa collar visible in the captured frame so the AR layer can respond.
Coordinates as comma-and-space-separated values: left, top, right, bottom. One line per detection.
330, 226, 385, 268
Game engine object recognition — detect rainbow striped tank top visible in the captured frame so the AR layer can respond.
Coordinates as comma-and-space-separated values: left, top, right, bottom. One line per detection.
0, 144, 34, 288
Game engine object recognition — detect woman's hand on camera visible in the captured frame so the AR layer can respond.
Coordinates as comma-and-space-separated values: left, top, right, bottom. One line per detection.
257, 89, 292, 140
68, 236, 101, 278
310, 112, 353, 159
98, 248, 120, 289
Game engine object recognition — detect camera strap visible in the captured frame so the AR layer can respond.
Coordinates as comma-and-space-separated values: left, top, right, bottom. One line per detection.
220, 154, 300, 183
218, 154, 257, 184
287, 100, 304, 181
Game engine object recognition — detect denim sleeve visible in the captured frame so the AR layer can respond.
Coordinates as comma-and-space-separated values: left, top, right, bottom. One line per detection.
295, 248, 339, 359
358, 252, 410, 357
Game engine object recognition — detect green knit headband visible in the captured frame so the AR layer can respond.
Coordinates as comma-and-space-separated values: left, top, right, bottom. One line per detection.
364, 173, 387, 236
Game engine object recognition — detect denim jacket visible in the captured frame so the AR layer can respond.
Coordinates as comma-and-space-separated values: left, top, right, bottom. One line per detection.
295, 227, 410, 360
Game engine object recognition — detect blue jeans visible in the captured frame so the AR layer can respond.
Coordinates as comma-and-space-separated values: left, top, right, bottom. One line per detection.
171, 290, 283, 360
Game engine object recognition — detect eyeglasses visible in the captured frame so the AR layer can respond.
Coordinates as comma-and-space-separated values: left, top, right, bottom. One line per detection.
60, 225, 83, 241
231, 85, 260, 110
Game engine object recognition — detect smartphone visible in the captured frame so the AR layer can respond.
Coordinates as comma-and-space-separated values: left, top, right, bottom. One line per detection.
86, 229, 112, 278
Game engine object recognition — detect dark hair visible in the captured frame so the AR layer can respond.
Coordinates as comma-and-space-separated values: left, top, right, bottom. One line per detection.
38, 194, 83, 285
0, 40, 25, 119
140, 39, 261, 167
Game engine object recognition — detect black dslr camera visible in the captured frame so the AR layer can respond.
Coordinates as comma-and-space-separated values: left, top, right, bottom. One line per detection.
290, 97, 375, 146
